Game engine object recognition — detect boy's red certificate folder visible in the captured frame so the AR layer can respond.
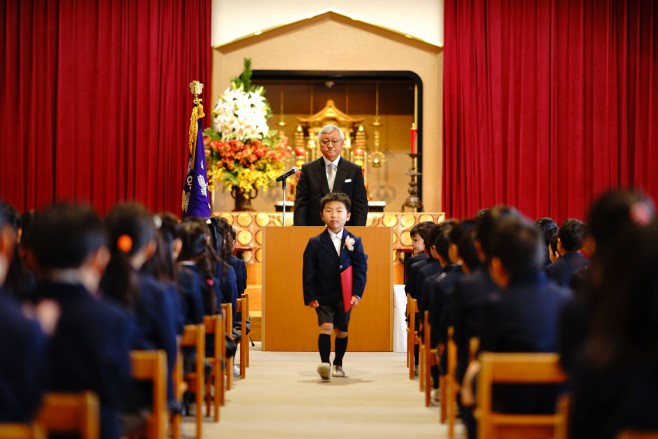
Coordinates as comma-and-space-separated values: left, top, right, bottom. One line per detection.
341, 265, 353, 312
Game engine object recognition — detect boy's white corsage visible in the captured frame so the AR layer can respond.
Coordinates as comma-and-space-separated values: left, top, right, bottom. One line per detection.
344, 236, 355, 252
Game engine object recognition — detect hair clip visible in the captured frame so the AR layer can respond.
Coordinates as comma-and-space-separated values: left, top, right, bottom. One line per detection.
117, 234, 133, 253
630, 201, 652, 226
153, 215, 162, 230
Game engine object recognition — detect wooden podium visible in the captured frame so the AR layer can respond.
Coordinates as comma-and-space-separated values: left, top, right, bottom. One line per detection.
262, 226, 393, 351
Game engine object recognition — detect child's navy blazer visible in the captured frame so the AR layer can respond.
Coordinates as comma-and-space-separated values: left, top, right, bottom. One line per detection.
303, 228, 367, 307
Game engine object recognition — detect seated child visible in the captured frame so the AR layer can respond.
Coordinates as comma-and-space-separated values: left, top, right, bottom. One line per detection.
31, 203, 132, 439
0, 202, 47, 423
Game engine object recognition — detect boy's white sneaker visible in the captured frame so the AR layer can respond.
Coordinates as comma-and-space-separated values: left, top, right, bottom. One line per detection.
332, 365, 346, 377
317, 363, 331, 381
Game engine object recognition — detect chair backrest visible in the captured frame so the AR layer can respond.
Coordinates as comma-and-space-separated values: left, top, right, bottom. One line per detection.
181, 324, 205, 439
36, 391, 99, 439
129, 350, 168, 439
447, 326, 458, 439
171, 341, 185, 439
221, 303, 235, 390
237, 294, 249, 378
221, 303, 233, 335
617, 432, 658, 439
0, 423, 46, 439
203, 314, 224, 421
476, 352, 568, 439
406, 296, 418, 380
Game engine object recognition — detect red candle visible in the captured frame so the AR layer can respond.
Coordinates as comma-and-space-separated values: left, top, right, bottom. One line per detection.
410, 126, 417, 154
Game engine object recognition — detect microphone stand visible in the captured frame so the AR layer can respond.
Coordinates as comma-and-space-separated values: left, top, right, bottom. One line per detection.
281, 178, 288, 226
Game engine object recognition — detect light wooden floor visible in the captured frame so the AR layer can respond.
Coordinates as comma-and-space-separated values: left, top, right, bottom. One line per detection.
181, 343, 466, 439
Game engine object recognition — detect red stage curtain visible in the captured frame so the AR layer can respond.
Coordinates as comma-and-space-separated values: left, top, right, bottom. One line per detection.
443, 0, 658, 222
1, 0, 211, 215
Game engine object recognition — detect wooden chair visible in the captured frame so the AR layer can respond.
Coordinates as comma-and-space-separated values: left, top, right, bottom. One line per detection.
475, 352, 568, 439
203, 314, 224, 421
554, 392, 570, 439
420, 310, 441, 409
446, 326, 458, 437
617, 432, 658, 439
36, 391, 99, 439
171, 342, 185, 439
406, 295, 420, 380
0, 424, 45, 439
181, 324, 205, 439
127, 350, 168, 439
221, 303, 235, 391
238, 293, 250, 372
236, 294, 250, 378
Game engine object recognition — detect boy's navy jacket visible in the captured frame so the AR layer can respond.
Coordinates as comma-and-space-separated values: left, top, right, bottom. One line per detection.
303, 228, 367, 307
0, 287, 46, 423
37, 282, 133, 439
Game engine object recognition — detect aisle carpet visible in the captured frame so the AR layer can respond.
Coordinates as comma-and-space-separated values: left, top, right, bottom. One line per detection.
186, 344, 464, 439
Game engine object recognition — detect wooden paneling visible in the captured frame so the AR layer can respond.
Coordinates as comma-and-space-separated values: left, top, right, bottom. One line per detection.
262, 226, 392, 351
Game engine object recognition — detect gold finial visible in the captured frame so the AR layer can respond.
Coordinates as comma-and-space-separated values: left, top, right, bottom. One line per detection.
189, 80, 204, 118
189, 80, 204, 97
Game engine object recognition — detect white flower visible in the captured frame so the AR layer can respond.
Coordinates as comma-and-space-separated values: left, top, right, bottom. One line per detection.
345, 236, 355, 252
212, 85, 270, 142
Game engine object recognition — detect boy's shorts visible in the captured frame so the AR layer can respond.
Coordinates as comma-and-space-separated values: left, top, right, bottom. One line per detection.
316, 303, 350, 332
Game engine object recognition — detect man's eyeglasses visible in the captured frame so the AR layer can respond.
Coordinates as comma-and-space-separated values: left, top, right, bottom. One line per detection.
320, 139, 342, 146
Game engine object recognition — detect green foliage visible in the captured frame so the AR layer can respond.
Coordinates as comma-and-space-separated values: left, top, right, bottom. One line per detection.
231, 58, 254, 91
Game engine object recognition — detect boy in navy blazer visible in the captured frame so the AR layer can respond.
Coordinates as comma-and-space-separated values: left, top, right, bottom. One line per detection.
303, 192, 367, 381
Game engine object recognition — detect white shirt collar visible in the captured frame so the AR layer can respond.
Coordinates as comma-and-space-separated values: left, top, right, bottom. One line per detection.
328, 229, 343, 240
323, 156, 340, 168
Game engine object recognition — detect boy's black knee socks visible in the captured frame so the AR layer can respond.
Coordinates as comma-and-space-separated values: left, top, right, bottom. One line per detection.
334, 336, 348, 366
318, 333, 331, 363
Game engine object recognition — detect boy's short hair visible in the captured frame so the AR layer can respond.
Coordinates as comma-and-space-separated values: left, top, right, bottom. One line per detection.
475, 205, 520, 256
549, 234, 559, 254
489, 216, 544, 282
410, 221, 435, 239
32, 203, 105, 269
0, 202, 11, 229
0, 202, 20, 231
458, 227, 481, 271
320, 192, 351, 212
426, 219, 457, 254
535, 217, 558, 247
432, 226, 454, 262
558, 218, 586, 252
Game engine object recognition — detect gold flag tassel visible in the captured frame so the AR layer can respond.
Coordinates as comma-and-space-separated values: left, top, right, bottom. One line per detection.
182, 81, 205, 213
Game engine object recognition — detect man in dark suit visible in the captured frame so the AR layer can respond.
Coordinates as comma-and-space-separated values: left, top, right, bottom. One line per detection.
303, 192, 368, 380
294, 124, 368, 226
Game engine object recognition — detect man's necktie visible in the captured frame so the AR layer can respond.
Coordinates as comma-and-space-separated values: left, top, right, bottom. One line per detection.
327, 163, 336, 191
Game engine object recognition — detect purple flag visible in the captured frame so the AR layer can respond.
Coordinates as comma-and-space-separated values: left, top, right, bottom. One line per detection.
182, 114, 211, 218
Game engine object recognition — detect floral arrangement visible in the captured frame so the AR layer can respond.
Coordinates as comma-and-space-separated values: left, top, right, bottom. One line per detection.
204, 58, 290, 194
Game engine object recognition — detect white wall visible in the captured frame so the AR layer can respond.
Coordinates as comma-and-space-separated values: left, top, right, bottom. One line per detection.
212, 0, 444, 48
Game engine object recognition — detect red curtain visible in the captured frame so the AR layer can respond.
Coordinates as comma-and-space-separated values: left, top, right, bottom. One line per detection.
1, 0, 211, 215
443, 0, 658, 223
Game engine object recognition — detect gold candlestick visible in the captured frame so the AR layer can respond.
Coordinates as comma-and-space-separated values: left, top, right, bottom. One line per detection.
401, 153, 422, 212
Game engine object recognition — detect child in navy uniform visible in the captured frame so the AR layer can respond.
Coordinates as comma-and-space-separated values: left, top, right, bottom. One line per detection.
32, 203, 133, 439
303, 192, 367, 381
